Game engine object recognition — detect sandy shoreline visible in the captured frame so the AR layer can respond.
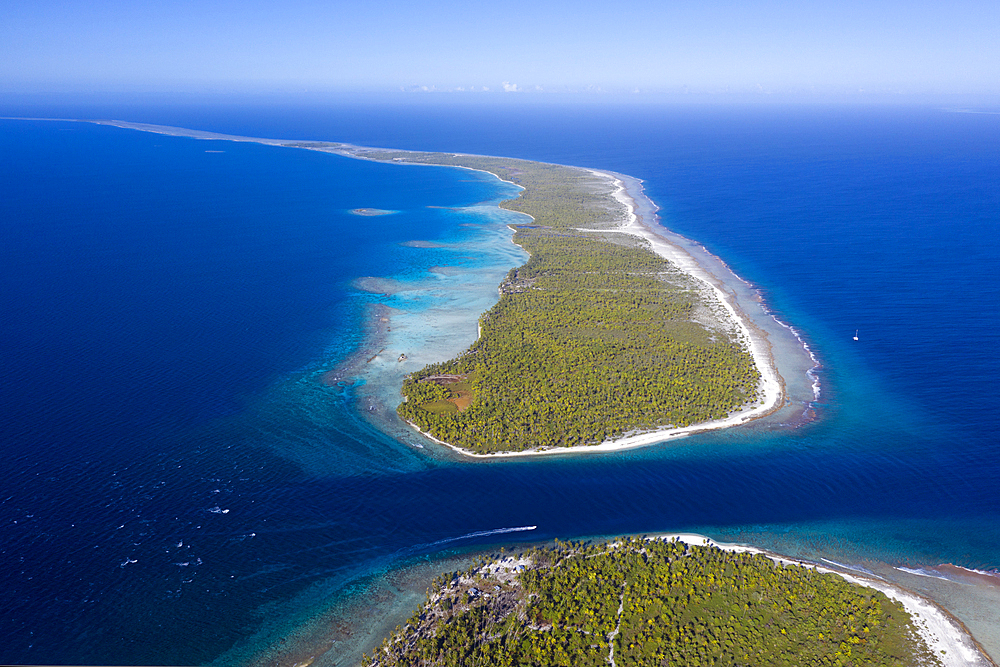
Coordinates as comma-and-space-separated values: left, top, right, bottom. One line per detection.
415, 167, 785, 459
656, 534, 994, 667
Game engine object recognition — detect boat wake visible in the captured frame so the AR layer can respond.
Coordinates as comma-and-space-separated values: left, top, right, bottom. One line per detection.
404, 526, 538, 554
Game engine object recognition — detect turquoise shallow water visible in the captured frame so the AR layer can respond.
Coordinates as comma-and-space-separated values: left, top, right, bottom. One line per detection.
0, 104, 998, 665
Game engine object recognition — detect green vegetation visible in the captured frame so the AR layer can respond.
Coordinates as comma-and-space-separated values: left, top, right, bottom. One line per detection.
343, 149, 761, 453
363, 538, 939, 667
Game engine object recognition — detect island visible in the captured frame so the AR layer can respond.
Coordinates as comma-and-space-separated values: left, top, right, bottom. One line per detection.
329, 149, 781, 455
362, 536, 967, 667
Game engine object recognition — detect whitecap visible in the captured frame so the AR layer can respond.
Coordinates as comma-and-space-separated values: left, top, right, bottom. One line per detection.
820, 558, 877, 576
896, 566, 957, 582
949, 565, 1000, 580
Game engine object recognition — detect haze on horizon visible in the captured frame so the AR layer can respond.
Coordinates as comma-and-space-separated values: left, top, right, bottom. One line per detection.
2, 0, 998, 103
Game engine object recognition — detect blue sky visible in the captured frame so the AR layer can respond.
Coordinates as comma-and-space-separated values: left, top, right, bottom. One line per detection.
3, 0, 998, 99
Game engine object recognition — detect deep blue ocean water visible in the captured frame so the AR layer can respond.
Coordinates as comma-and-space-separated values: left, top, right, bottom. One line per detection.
1, 103, 998, 665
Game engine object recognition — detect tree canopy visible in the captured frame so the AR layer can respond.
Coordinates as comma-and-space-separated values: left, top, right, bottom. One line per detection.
363, 538, 939, 667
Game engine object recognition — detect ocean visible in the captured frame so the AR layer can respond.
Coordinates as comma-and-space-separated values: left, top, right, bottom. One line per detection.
1, 102, 998, 665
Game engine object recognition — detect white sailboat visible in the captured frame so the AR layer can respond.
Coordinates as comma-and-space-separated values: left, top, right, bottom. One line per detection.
853, 329, 859, 341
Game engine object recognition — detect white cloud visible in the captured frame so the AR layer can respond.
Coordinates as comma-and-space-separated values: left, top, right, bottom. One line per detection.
502, 81, 520, 92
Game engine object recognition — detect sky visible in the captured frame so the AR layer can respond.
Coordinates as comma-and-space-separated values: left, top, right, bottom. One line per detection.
2, 0, 999, 100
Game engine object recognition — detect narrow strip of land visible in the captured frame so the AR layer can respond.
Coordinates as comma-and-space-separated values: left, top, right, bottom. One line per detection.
72, 119, 784, 455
